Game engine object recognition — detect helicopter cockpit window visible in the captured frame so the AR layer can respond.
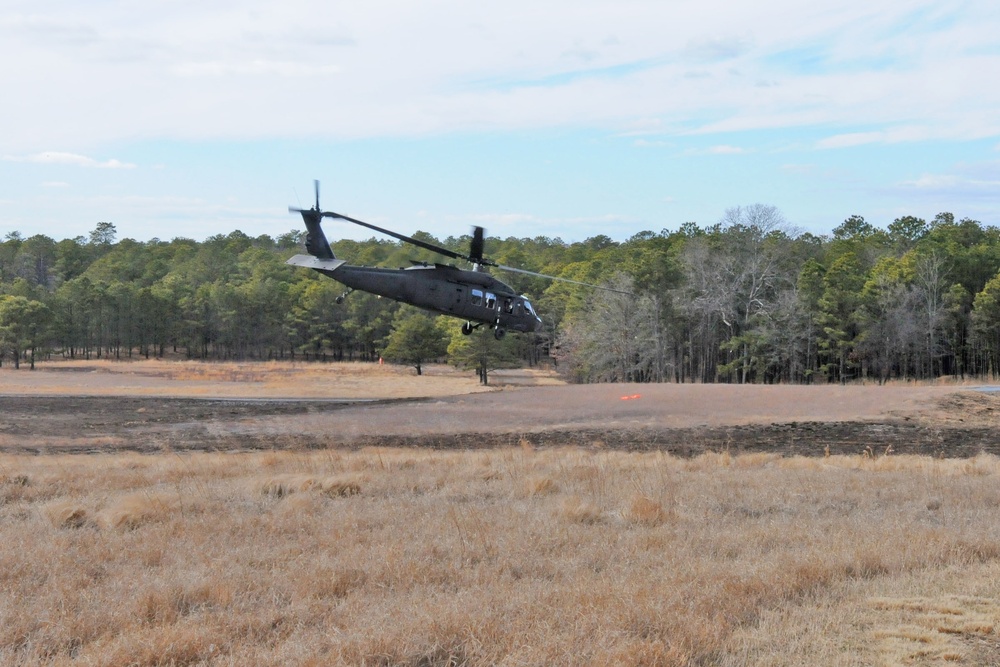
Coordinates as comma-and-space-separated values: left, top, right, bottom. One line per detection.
471, 289, 483, 306
485, 292, 497, 310
523, 300, 536, 316
504, 298, 514, 314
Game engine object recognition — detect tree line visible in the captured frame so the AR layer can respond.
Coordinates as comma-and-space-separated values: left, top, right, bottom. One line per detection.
2, 207, 1000, 384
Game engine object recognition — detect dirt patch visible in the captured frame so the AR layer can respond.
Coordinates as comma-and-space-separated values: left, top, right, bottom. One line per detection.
2, 387, 998, 457
912, 390, 1000, 428
350, 421, 998, 459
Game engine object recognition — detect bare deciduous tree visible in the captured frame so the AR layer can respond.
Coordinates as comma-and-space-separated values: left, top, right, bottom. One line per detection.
556, 274, 660, 383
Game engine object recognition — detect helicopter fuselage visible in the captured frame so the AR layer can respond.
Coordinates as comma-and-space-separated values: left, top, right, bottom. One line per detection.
286, 254, 543, 334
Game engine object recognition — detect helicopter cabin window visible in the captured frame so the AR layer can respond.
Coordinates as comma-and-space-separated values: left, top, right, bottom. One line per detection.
471, 289, 483, 306
485, 292, 497, 310
504, 298, 514, 314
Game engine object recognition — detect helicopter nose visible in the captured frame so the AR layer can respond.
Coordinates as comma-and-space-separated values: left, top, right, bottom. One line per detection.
534, 317, 543, 332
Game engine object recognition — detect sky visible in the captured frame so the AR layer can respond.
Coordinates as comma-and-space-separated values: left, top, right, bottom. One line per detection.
2, 0, 999, 246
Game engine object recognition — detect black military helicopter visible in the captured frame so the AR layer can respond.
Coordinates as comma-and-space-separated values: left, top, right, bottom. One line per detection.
288, 181, 621, 339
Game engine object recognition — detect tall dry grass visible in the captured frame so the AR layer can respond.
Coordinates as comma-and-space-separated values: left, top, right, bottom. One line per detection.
2, 448, 999, 666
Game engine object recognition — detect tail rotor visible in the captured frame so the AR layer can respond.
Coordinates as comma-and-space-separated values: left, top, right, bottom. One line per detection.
289, 180, 335, 260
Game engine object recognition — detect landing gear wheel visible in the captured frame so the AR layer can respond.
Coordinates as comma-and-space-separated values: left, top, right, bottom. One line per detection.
461, 322, 473, 336
493, 327, 506, 340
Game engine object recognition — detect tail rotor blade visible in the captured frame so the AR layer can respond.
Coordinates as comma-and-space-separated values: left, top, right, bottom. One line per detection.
314, 180, 320, 211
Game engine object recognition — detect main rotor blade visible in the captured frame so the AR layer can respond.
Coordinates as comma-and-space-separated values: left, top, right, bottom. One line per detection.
322, 211, 470, 263
309, 202, 632, 295
496, 264, 634, 295
469, 226, 485, 264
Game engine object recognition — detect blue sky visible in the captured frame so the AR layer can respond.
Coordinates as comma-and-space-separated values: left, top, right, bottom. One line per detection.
2, 0, 999, 244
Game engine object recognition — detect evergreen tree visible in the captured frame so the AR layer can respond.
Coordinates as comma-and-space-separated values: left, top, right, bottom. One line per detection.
446, 322, 521, 385
381, 312, 449, 375
0, 295, 51, 369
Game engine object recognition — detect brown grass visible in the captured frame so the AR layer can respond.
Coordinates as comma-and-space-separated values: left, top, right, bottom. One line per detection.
42, 500, 92, 529
2, 448, 1000, 666
99, 491, 182, 530
624, 493, 668, 526
0, 359, 507, 399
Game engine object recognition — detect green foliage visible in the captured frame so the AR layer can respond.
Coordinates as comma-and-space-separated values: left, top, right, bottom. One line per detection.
446, 320, 522, 385
381, 311, 449, 375
972, 271, 1000, 375
0, 295, 51, 368
4, 207, 1000, 382
833, 215, 875, 241
89, 222, 117, 246
888, 215, 928, 251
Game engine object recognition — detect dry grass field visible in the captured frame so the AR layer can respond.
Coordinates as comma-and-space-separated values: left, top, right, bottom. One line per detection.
3, 448, 1000, 666
0, 359, 503, 399
2, 361, 1000, 665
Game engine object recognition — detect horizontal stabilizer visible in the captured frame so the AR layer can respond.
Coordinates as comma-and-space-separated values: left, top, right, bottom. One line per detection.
286, 254, 347, 271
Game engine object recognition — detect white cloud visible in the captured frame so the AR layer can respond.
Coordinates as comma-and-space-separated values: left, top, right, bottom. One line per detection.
901, 174, 961, 190
817, 119, 1000, 150
883, 161, 1000, 217
618, 117, 665, 136
898, 173, 1000, 195
4, 0, 1000, 242
681, 33, 754, 63
171, 60, 341, 78
2, 0, 998, 151
708, 145, 746, 155
683, 145, 747, 155
633, 138, 670, 147
4, 152, 136, 169
0, 14, 99, 45
816, 132, 885, 150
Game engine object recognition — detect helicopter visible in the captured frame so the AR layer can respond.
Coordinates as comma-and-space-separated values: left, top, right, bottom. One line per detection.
287, 181, 623, 340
